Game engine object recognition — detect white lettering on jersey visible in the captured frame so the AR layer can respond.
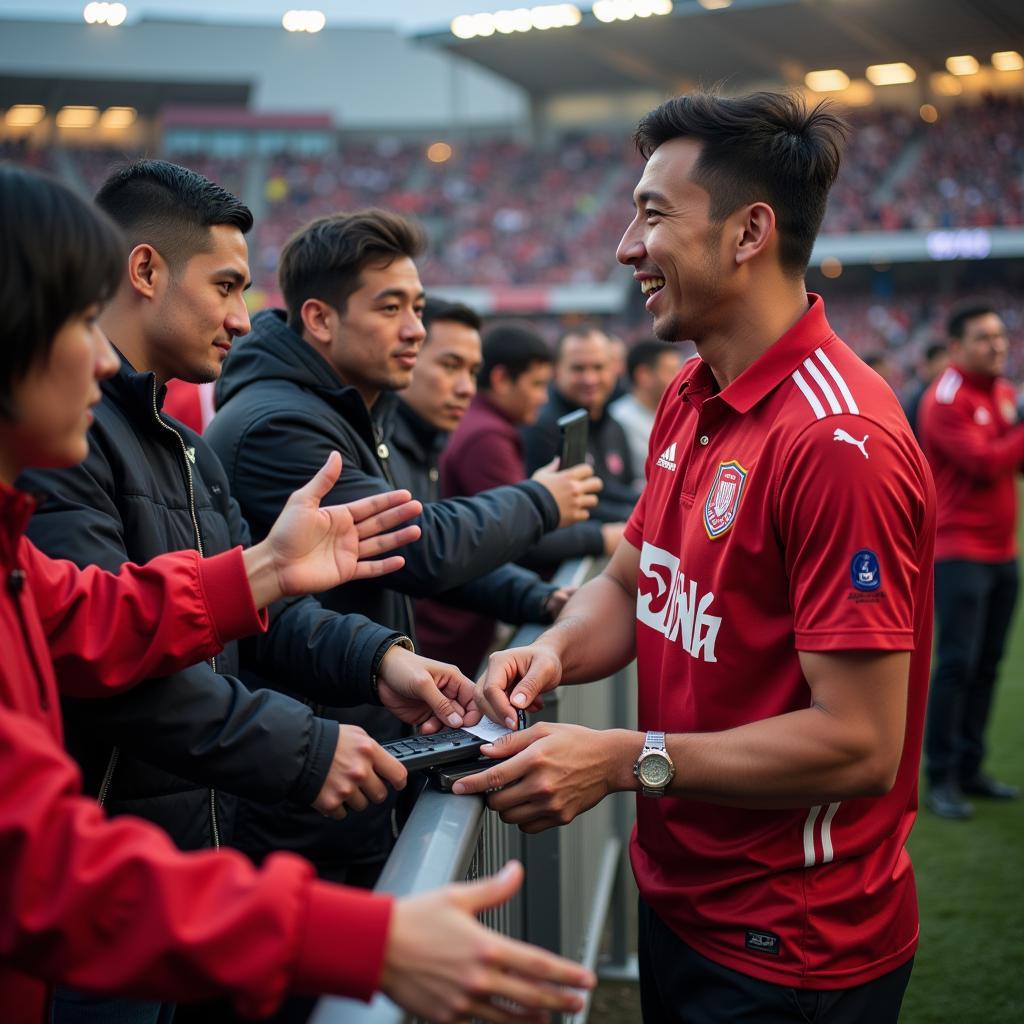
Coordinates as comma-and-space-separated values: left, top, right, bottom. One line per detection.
656, 442, 677, 472
832, 428, 869, 459
637, 542, 720, 663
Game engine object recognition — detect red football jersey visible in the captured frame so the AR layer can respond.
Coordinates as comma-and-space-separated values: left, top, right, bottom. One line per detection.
624, 296, 935, 989
918, 365, 1024, 562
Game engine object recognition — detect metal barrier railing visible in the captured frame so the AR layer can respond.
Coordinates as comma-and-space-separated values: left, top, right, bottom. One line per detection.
310, 557, 638, 1024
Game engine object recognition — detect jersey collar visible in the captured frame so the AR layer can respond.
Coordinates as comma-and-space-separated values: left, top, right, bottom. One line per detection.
680, 294, 836, 416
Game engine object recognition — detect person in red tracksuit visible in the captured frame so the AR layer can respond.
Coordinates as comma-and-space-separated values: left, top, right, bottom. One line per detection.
918, 302, 1024, 819
0, 164, 594, 1024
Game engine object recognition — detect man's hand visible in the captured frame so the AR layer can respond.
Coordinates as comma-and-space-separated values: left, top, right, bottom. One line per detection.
451, 724, 634, 834
543, 586, 576, 620
377, 645, 482, 734
601, 522, 626, 557
476, 643, 564, 728
381, 860, 595, 1023
244, 452, 422, 608
312, 724, 407, 819
532, 457, 602, 527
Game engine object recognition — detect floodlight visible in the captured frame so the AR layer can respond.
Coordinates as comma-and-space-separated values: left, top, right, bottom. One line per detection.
83, 3, 127, 26
930, 72, 963, 96
56, 105, 100, 129
5, 104, 45, 127
945, 54, 979, 76
804, 69, 850, 92
865, 62, 916, 86
697, 0, 731, 9
283, 10, 326, 33
100, 106, 137, 128
992, 50, 1024, 72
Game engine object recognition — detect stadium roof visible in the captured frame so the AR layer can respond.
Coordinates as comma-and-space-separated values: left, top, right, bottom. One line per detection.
423, 0, 1024, 98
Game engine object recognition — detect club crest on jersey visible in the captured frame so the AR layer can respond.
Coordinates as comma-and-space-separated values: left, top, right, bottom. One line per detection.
703, 460, 748, 539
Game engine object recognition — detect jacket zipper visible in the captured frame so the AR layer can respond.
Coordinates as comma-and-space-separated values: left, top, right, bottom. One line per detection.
374, 426, 417, 637
150, 385, 221, 848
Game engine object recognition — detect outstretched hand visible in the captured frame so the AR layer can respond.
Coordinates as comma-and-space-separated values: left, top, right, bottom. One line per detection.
244, 452, 421, 607
377, 646, 483, 733
381, 861, 595, 1023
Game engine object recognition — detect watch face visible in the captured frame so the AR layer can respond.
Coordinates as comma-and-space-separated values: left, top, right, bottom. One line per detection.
639, 754, 672, 788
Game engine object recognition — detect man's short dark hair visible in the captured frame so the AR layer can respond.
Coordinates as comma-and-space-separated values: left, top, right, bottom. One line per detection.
95, 159, 252, 270
947, 301, 999, 340
554, 324, 607, 361
0, 164, 124, 418
278, 209, 427, 330
634, 90, 848, 276
479, 323, 552, 390
627, 339, 678, 383
422, 298, 482, 338
925, 341, 947, 361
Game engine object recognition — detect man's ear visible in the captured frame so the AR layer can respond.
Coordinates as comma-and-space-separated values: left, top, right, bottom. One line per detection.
126, 244, 164, 299
300, 298, 335, 346
734, 202, 776, 267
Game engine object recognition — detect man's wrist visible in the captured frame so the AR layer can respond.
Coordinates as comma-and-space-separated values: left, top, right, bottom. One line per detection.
371, 636, 414, 702
241, 539, 282, 610
606, 729, 646, 794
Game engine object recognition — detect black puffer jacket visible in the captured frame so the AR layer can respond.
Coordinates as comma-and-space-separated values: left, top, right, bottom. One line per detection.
207, 309, 562, 868
20, 356, 400, 852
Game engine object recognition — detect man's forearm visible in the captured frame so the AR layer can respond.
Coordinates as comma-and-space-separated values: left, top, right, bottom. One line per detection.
537, 571, 636, 683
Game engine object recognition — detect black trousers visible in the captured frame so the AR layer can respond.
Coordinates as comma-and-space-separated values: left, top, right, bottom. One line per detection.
925, 558, 1019, 786
638, 899, 913, 1024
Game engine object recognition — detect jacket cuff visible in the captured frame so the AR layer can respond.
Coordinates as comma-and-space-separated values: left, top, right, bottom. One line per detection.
368, 635, 415, 704
197, 546, 269, 646
293, 881, 394, 1002
292, 717, 340, 806
533, 582, 560, 623
516, 480, 561, 532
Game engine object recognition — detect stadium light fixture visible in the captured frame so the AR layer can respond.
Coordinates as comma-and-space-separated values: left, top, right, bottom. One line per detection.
100, 106, 137, 128
697, 0, 732, 9
930, 72, 963, 96
451, 5, 581, 39
804, 69, 850, 92
427, 142, 453, 163
5, 104, 45, 127
83, 3, 128, 26
945, 54, 979, 76
56, 105, 100, 129
282, 10, 326, 33
865, 62, 916, 86
593, 1, 672, 23
992, 50, 1024, 72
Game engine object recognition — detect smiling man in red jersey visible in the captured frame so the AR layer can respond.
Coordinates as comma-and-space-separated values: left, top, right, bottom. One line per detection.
918, 302, 1024, 819
460, 90, 937, 1024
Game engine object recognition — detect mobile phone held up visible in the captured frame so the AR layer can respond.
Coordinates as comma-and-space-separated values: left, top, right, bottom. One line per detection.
557, 408, 588, 469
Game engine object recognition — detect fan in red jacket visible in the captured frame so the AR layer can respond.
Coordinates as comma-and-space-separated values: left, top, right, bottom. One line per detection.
0, 165, 594, 1024
917, 302, 1024, 819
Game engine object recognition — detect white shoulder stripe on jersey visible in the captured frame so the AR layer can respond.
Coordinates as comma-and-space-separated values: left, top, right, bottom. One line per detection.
803, 804, 822, 867
936, 368, 962, 405
802, 357, 843, 415
815, 347, 860, 415
792, 369, 826, 420
820, 801, 841, 864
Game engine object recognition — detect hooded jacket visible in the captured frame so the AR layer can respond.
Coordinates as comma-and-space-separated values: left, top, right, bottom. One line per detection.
0, 482, 391, 1023
392, 399, 558, 676
20, 356, 401, 853
207, 309, 562, 866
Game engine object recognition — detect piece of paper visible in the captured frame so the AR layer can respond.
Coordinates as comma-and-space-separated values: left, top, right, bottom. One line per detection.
463, 715, 515, 743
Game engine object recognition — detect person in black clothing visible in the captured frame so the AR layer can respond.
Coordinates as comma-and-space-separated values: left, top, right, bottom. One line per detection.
901, 341, 948, 436
19, 164, 477, 1024
523, 325, 642, 523
206, 210, 601, 880
397, 300, 573, 675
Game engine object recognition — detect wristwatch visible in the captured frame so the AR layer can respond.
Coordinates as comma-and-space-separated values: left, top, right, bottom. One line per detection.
633, 730, 675, 797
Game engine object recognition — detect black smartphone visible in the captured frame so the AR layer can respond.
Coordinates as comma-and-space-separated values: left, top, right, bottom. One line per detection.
557, 408, 588, 468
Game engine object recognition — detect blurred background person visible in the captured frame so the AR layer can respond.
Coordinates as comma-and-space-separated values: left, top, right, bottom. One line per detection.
901, 341, 950, 436
523, 325, 641, 522
609, 338, 685, 487
918, 302, 1024, 819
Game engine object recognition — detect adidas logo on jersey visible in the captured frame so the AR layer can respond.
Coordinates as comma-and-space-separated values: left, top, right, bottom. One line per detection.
656, 442, 678, 472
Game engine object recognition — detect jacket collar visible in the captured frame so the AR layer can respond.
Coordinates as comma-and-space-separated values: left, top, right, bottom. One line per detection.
394, 400, 446, 464
0, 480, 36, 565
102, 349, 167, 426
679, 294, 836, 415
949, 363, 999, 393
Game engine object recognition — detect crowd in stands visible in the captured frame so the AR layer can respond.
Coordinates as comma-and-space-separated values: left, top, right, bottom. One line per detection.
5, 95, 1022, 295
